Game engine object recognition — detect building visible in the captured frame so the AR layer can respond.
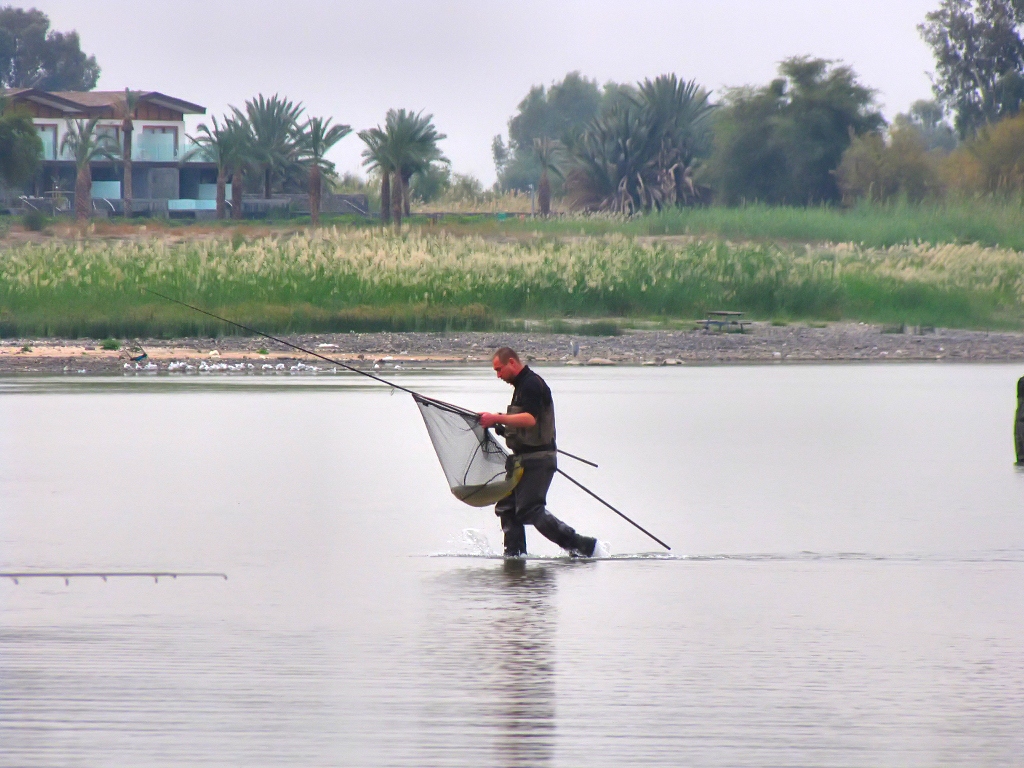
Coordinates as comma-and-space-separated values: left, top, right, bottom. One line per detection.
6, 89, 220, 213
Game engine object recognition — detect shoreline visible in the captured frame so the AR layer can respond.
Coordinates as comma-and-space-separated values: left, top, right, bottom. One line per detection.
3, 322, 1024, 374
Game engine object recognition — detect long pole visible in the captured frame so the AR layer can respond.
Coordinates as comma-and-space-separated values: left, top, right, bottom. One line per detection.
142, 289, 598, 467
556, 469, 671, 551
1, 571, 227, 584
145, 290, 670, 547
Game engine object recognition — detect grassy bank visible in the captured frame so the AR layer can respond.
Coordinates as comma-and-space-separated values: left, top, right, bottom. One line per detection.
2, 228, 1023, 337
7, 198, 1024, 248
401, 199, 1024, 250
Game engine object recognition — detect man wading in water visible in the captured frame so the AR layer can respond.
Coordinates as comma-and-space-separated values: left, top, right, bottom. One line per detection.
479, 347, 600, 558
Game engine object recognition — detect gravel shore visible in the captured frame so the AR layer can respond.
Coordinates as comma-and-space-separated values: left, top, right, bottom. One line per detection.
3, 322, 1024, 374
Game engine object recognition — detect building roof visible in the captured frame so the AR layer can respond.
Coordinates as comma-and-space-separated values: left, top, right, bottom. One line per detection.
50, 91, 206, 115
4, 88, 85, 114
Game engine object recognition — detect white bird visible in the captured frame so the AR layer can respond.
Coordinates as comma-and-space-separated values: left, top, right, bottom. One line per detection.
144, 362, 158, 371
275, 363, 285, 371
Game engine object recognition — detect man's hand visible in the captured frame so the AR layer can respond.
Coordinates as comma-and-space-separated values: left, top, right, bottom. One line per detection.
478, 412, 502, 429
478, 411, 537, 429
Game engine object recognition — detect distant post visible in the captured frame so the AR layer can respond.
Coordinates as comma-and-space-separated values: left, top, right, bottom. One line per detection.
1016, 377, 1024, 465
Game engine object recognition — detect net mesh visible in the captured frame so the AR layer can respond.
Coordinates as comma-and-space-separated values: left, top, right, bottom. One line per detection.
414, 394, 522, 507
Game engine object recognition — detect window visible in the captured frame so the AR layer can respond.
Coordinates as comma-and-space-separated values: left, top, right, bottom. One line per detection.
142, 126, 178, 151
138, 126, 180, 162
96, 125, 121, 147
36, 124, 57, 160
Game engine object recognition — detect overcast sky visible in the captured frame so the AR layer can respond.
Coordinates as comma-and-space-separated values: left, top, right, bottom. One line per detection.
32, 0, 940, 185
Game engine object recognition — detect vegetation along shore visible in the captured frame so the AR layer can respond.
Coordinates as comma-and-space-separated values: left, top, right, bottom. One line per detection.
3, 219, 1024, 341
5, 4, 1024, 357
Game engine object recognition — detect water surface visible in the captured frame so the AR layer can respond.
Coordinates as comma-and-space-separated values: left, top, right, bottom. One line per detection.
1, 365, 1022, 766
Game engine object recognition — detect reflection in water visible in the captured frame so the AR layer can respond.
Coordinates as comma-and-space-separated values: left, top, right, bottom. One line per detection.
0, 621, 335, 766
421, 560, 561, 768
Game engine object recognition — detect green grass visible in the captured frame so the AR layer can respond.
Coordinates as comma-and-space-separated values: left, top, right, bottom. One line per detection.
8, 198, 1024, 248
2, 227, 1024, 337
427, 199, 1024, 250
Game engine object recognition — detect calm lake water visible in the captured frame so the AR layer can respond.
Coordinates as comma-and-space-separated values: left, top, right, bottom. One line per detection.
1, 364, 1022, 767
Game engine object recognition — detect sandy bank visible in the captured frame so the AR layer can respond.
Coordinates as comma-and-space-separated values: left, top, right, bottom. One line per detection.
2, 322, 1024, 375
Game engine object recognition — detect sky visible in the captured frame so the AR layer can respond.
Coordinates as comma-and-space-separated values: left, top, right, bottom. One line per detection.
31, 0, 941, 185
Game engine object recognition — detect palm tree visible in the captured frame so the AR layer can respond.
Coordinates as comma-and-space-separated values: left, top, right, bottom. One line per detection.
360, 109, 446, 228
533, 137, 564, 215
233, 94, 304, 199
60, 117, 119, 220
229, 118, 254, 220
117, 89, 141, 218
637, 75, 715, 205
358, 126, 393, 225
187, 115, 249, 219
394, 111, 447, 217
296, 116, 351, 225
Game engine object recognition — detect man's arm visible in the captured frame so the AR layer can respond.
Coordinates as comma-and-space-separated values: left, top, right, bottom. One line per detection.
479, 411, 536, 429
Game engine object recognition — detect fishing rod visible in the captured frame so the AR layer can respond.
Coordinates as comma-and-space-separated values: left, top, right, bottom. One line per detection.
556, 469, 671, 551
143, 289, 598, 467
1, 571, 228, 585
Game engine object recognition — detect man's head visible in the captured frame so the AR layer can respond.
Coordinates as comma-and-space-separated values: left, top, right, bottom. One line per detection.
493, 346, 524, 383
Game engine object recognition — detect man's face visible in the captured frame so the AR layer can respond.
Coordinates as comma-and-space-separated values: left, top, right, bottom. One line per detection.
493, 356, 519, 383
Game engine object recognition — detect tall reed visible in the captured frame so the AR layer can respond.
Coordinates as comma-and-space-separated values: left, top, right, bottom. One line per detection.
1, 228, 1022, 336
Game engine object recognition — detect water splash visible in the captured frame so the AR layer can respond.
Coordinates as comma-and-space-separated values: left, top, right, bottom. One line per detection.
439, 529, 498, 557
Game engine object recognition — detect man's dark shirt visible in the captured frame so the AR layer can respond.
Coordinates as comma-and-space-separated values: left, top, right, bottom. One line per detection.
509, 365, 556, 453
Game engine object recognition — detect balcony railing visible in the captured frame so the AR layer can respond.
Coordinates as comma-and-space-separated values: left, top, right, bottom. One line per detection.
46, 140, 211, 163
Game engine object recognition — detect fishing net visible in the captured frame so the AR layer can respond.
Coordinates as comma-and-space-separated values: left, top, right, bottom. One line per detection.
414, 394, 523, 507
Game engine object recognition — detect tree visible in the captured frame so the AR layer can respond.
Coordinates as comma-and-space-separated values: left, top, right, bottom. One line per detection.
943, 113, 1024, 193
409, 161, 451, 203
233, 94, 304, 198
296, 116, 351, 225
60, 117, 118, 220
893, 99, 958, 152
533, 137, 563, 215
358, 126, 393, 224
636, 74, 716, 205
359, 109, 446, 228
496, 72, 622, 192
919, 0, 1024, 137
0, 7, 99, 90
703, 57, 883, 205
187, 115, 249, 219
836, 125, 943, 203
564, 101, 653, 213
116, 89, 140, 217
563, 74, 715, 213
393, 111, 446, 218
0, 91, 42, 189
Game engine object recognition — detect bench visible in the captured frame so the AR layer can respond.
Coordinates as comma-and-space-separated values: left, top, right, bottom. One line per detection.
697, 311, 752, 333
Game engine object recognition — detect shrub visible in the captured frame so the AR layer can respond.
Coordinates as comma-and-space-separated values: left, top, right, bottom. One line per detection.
945, 114, 1024, 195
21, 209, 47, 232
100, 338, 120, 350
836, 125, 944, 204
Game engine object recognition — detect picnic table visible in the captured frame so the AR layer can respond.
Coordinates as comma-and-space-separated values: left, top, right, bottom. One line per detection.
697, 311, 752, 333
